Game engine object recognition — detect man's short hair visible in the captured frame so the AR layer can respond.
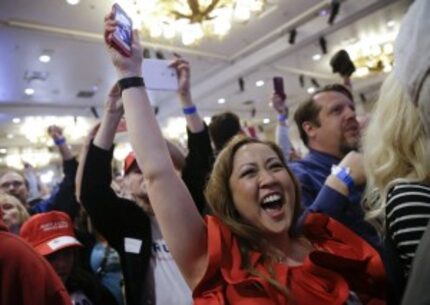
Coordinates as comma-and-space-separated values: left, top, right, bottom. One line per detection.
294, 84, 353, 146
0, 171, 30, 191
209, 112, 242, 152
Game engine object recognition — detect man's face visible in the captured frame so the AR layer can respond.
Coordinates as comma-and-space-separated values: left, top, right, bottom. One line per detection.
46, 247, 75, 283
309, 91, 360, 157
0, 172, 28, 204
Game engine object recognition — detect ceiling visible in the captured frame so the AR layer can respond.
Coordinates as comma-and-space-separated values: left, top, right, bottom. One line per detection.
0, 0, 412, 164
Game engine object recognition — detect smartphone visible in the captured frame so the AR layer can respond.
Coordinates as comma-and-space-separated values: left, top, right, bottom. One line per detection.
142, 59, 179, 91
273, 77, 286, 99
111, 3, 133, 57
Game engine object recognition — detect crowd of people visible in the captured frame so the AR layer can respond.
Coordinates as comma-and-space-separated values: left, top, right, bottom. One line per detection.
1, 1, 430, 304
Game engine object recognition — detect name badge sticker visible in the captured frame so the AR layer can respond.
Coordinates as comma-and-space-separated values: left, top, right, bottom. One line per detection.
124, 237, 142, 254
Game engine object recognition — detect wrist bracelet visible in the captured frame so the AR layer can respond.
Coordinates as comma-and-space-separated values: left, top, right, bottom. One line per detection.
54, 137, 66, 146
331, 165, 355, 193
277, 113, 287, 122
183, 105, 197, 115
117, 77, 145, 94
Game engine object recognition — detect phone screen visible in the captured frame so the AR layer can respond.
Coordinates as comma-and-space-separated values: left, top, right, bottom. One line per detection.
111, 3, 133, 56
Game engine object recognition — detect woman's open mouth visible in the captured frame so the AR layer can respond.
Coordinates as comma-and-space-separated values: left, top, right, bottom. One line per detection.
261, 193, 284, 217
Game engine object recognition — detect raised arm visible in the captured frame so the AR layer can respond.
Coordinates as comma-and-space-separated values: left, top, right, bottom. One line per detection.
170, 56, 214, 214
270, 93, 294, 161
104, 12, 207, 288
93, 83, 123, 150
170, 56, 205, 133
48, 125, 74, 161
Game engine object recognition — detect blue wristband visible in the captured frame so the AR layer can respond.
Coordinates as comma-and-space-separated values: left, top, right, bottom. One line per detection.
54, 137, 66, 146
277, 113, 287, 122
331, 165, 355, 193
183, 105, 197, 115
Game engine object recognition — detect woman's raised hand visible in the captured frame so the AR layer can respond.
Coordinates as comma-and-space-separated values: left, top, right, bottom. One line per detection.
104, 11, 142, 78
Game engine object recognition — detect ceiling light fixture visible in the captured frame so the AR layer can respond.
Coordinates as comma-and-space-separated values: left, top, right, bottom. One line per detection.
319, 37, 328, 54
39, 54, 51, 63
387, 20, 396, 28
288, 28, 297, 45
307, 87, 316, 94
118, 0, 268, 46
66, 0, 80, 5
263, 118, 270, 124
24, 88, 35, 96
12, 118, 21, 124
299, 75, 305, 88
218, 98, 226, 104
256, 80, 265, 87
312, 54, 322, 61
344, 30, 397, 77
328, 0, 340, 25
311, 78, 320, 88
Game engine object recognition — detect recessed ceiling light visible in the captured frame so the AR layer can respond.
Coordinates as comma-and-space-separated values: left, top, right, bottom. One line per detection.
319, 9, 329, 17
256, 80, 265, 87
6, 134, 14, 139
66, 0, 80, 5
0, 148, 7, 154
39, 54, 51, 63
387, 20, 396, 28
263, 118, 270, 124
312, 54, 322, 61
24, 88, 35, 96
218, 98, 226, 104
307, 87, 316, 94
12, 118, 21, 124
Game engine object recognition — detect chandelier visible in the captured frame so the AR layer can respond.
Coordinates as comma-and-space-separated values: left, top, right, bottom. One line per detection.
116, 0, 268, 45
343, 27, 399, 78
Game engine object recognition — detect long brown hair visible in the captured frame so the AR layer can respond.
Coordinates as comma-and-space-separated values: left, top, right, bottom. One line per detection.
205, 135, 302, 296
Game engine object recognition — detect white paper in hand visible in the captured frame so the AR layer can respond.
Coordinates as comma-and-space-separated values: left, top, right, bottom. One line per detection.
142, 59, 178, 91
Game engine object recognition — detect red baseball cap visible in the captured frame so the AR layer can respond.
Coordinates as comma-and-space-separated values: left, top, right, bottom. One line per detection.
123, 141, 185, 176
20, 211, 82, 256
124, 151, 138, 175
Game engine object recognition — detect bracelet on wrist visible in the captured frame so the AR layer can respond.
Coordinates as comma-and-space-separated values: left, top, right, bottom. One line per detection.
277, 113, 287, 122
331, 165, 355, 193
117, 77, 145, 94
54, 137, 66, 146
183, 105, 197, 115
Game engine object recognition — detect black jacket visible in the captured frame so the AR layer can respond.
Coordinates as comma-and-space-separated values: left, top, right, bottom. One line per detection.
80, 125, 213, 305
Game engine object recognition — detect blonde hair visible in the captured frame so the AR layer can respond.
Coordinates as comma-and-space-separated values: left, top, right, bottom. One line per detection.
0, 192, 30, 226
205, 135, 302, 297
363, 73, 430, 231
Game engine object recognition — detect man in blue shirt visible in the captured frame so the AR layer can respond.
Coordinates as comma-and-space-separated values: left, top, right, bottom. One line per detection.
273, 84, 379, 248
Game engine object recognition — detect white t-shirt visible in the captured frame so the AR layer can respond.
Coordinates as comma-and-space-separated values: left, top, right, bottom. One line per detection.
70, 291, 93, 305
148, 216, 192, 305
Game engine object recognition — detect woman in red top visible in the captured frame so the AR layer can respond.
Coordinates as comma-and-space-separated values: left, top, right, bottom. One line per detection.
103, 11, 386, 304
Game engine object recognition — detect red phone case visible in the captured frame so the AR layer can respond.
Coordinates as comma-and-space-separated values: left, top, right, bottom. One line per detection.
110, 3, 133, 57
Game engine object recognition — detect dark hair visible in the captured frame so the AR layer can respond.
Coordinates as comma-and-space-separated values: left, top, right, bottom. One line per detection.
208, 112, 242, 153
205, 135, 302, 297
294, 84, 353, 146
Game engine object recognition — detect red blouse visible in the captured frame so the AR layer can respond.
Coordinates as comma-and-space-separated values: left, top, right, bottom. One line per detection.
193, 213, 386, 305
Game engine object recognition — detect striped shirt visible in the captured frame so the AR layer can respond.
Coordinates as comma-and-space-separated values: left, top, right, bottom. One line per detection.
386, 182, 430, 276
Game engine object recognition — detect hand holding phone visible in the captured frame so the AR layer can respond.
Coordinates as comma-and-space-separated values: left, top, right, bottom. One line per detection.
110, 3, 133, 57
273, 77, 286, 100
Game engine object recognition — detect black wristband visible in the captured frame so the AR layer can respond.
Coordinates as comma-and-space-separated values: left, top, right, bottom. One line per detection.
118, 77, 145, 94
